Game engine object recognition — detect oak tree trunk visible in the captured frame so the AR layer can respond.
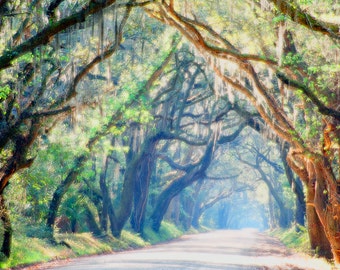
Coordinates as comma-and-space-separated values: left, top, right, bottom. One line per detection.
0, 195, 12, 258
84, 205, 102, 236
151, 142, 214, 231
288, 153, 338, 261
130, 140, 157, 234
281, 145, 306, 226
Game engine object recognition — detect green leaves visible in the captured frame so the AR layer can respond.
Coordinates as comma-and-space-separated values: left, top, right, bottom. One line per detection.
272, 14, 287, 24
282, 52, 304, 67
0, 85, 10, 101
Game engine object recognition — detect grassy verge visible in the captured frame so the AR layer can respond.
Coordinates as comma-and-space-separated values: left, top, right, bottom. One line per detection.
269, 225, 311, 254
269, 226, 336, 269
0, 221, 186, 269
143, 221, 183, 244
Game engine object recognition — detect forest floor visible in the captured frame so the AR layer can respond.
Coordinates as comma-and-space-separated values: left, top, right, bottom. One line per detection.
18, 229, 334, 270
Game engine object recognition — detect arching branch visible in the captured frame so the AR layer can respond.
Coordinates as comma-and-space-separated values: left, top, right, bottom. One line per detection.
268, 0, 340, 40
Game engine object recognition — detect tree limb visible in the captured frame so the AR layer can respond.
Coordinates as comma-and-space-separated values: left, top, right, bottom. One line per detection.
268, 0, 340, 40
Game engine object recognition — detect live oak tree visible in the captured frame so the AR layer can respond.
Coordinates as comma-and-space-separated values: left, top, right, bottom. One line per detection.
145, 0, 340, 262
0, 0, 164, 256
0, 0, 339, 263
46, 35, 179, 238
0, 0, 136, 256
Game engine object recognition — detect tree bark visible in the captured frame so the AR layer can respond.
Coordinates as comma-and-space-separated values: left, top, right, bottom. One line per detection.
0, 195, 12, 258
281, 144, 306, 226
305, 176, 332, 259
268, 0, 340, 40
46, 155, 88, 231
288, 153, 334, 260
130, 158, 155, 233
99, 156, 110, 233
130, 137, 158, 234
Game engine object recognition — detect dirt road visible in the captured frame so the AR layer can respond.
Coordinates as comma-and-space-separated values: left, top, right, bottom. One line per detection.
25, 229, 332, 270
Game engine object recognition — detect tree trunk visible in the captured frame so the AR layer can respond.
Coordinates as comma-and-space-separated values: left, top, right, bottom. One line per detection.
307, 205, 332, 258
107, 148, 140, 238
130, 139, 157, 234
258, 165, 291, 228
151, 142, 214, 231
294, 178, 306, 226
84, 205, 102, 236
313, 160, 338, 260
151, 173, 194, 231
268, 191, 276, 229
281, 144, 306, 226
0, 195, 12, 258
101, 164, 135, 238
217, 203, 231, 229
191, 182, 204, 229
80, 181, 104, 232
191, 206, 200, 229
180, 191, 195, 230
99, 156, 110, 233
305, 176, 332, 258
46, 155, 88, 232
288, 153, 336, 261
192, 182, 232, 229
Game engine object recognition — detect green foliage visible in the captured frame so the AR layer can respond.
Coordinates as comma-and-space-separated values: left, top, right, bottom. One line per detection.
297, 0, 313, 5
282, 52, 304, 67
272, 14, 287, 24
14, 52, 34, 64
0, 233, 67, 269
0, 225, 182, 269
13, 142, 77, 223
0, 85, 10, 101
56, 233, 113, 256
120, 231, 149, 249
270, 226, 310, 253
1, 0, 339, 266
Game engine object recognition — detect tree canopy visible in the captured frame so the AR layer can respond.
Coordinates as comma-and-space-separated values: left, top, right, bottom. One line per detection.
0, 0, 339, 265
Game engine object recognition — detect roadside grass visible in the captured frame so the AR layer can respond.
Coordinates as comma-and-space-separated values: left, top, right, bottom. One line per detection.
56, 233, 114, 256
269, 225, 311, 253
120, 230, 150, 249
0, 221, 184, 269
0, 232, 71, 269
143, 221, 183, 244
269, 226, 335, 269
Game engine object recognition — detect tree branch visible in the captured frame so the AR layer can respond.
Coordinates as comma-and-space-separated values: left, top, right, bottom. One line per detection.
268, 0, 340, 40
276, 71, 340, 120
0, 0, 153, 70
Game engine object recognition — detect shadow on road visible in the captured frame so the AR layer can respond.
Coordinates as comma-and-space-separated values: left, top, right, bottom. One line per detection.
23, 229, 332, 270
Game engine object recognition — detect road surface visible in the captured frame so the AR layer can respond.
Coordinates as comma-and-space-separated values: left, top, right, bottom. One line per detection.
25, 229, 332, 270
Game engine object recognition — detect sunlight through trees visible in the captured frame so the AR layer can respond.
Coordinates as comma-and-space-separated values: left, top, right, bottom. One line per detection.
0, 0, 339, 265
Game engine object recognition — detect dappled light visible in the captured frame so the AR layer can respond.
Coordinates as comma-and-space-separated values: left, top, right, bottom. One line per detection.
0, 0, 338, 269
36, 230, 331, 270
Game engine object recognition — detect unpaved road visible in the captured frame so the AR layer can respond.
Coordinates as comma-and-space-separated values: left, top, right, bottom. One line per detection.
24, 229, 332, 270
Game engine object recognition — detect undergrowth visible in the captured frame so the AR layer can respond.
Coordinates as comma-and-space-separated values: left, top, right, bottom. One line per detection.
143, 221, 183, 244
0, 221, 185, 269
269, 225, 310, 253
